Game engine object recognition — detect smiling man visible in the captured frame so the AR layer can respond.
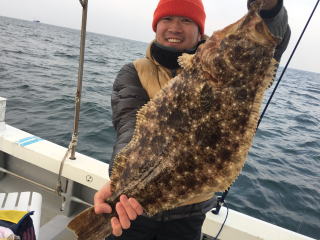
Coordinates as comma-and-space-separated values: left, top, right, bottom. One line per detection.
152, 0, 204, 51
94, 0, 291, 239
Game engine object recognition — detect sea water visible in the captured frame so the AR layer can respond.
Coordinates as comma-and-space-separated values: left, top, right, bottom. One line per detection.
0, 16, 319, 239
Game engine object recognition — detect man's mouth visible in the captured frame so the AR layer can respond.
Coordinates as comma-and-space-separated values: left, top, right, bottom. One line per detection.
167, 38, 182, 43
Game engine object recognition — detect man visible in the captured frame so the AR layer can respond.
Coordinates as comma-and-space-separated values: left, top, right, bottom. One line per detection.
95, 0, 291, 239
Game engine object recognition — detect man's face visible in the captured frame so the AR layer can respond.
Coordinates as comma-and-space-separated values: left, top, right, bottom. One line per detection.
155, 16, 201, 51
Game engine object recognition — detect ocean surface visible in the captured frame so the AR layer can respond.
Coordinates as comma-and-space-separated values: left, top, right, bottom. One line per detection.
0, 16, 319, 239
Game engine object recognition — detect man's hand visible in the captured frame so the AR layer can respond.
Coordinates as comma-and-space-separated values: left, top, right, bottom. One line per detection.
94, 181, 144, 236
261, 0, 278, 10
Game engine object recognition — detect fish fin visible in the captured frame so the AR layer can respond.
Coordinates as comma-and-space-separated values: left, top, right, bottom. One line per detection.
68, 207, 112, 240
178, 53, 195, 70
265, 58, 279, 88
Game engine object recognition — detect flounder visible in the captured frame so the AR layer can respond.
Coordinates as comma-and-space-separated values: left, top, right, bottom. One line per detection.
68, 1, 279, 239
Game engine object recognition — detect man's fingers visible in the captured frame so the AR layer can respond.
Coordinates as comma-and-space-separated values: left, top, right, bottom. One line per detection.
120, 195, 138, 220
111, 217, 123, 237
93, 182, 112, 214
94, 202, 112, 214
128, 197, 144, 215
94, 183, 112, 204
116, 202, 131, 230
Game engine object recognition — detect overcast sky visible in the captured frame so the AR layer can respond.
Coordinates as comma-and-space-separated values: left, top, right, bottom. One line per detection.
1, 0, 319, 73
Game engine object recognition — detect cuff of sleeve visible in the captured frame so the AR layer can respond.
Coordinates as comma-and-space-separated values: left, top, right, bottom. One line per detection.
247, 0, 283, 19
260, 0, 283, 18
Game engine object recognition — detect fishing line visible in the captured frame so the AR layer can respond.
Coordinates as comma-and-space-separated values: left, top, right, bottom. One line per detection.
256, 1, 319, 233
213, 202, 229, 240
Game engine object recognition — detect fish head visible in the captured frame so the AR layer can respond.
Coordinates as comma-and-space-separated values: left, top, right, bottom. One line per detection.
197, 0, 279, 88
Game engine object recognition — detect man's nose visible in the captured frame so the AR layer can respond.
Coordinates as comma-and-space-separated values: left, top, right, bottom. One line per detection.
168, 19, 183, 33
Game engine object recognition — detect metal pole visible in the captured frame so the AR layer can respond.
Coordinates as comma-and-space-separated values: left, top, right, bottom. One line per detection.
70, 0, 88, 159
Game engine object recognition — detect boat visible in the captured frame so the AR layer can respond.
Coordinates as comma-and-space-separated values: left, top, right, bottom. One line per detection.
32, 20, 40, 23
0, 96, 316, 240
1, 1, 318, 239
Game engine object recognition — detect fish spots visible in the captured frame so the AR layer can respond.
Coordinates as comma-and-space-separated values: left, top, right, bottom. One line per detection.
184, 176, 198, 190
155, 172, 170, 187
249, 64, 257, 74
188, 107, 203, 120
199, 174, 209, 184
140, 192, 158, 209
228, 34, 242, 41
236, 115, 250, 134
233, 143, 240, 150
230, 78, 244, 88
176, 185, 186, 196
171, 81, 180, 91
232, 45, 251, 65
195, 124, 221, 148
136, 158, 157, 176
200, 84, 214, 112
167, 109, 190, 132
137, 128, 151, 147
234, 45, 244, 56
144, 111, 157, 120
219, 148, 232, 161
121, 165, 136, 181
203, 152, 217, 164
173, 92, 184, 106
139, 136, 148, 148
212, 98, 222, 111
176, 159, 197, 175
157, 103, 168, 116
255, 21, 264, 34
216, 162, 224, 170
151, 135, 168, 156
221, 165, 232, 176
173, 151, 200, 193
237, 88, 248, 100
215, 57, 227, 72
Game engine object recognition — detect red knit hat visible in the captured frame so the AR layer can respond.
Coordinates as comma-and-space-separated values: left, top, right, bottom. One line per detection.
152, 0, 206, 35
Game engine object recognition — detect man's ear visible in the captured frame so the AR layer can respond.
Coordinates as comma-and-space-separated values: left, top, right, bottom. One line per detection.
197, 29, 202, 41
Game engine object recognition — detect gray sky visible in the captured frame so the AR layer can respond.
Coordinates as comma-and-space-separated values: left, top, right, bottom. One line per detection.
1, 0, 319, 73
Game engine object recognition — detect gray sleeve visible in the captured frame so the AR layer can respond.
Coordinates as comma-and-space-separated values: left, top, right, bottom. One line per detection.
263, 5, 288, 38
247, 0, 291, 61
262, 3, 291, 61
109, 63, 149, 176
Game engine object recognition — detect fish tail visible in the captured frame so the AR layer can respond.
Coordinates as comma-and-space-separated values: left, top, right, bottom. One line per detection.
68, 206, 113, 240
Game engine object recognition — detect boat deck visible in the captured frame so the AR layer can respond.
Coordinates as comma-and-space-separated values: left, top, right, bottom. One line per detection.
0, 173, 76, 240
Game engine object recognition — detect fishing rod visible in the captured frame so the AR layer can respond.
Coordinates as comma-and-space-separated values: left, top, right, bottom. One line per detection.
212, 0, 320, 221
70, 0, 89, 159
56, 0, 88, 196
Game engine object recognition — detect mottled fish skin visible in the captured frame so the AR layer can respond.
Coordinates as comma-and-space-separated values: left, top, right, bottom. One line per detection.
68, 1, 278, 239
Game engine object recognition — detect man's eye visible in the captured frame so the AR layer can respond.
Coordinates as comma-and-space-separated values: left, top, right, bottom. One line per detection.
162, 17, 172, 21
182, 18, 193, 23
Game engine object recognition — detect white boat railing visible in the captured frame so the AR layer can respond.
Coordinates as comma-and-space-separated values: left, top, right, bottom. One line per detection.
0, 121, 316, 240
